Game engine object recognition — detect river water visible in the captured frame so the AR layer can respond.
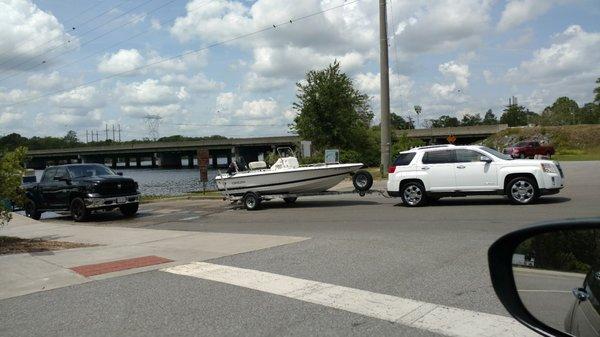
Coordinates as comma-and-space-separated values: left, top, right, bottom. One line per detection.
34, 168, 219, 196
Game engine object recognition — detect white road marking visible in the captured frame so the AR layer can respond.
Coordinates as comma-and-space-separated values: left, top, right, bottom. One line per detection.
179, 216, 200, 221
162, 262, 537, 337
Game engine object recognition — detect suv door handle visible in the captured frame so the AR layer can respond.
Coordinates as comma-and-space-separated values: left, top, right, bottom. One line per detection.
456, 165, 466, 169
421, 166, 430, 170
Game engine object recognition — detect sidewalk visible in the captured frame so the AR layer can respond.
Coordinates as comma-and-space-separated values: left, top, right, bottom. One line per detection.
0, 214, 308, 299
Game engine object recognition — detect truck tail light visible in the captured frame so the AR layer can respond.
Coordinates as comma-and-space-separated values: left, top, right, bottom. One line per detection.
388, 166, 396, 174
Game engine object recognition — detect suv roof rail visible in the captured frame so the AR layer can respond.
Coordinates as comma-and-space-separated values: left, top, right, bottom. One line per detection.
414, 144, 456, 150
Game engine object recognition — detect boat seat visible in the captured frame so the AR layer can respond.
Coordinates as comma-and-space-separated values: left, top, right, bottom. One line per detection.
249, 161, 267, 170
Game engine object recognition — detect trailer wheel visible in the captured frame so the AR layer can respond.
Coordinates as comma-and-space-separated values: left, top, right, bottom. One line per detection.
353, 170, 373, 192
243, 192, 261, 210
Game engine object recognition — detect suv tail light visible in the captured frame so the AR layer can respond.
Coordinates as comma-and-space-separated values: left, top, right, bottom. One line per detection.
388, 166, 396, 174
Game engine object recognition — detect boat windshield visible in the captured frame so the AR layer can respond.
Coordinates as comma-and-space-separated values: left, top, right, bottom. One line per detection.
277, 147, 295, 158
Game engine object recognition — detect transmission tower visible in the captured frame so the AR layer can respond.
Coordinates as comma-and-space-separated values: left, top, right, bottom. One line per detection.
143, 114, 162, 141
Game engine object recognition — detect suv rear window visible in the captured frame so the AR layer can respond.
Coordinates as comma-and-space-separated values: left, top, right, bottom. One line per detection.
422, 150, 455, 164
393, 153, 416, 166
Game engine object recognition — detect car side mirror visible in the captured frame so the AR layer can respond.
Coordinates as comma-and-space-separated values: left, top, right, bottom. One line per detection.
480, 156, 492, 163
488, 218, 600, 337
117, 172, 123, 176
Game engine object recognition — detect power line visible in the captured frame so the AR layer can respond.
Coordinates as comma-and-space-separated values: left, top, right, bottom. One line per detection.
1, 0, 360, 109
0, 0, 131, 70
0, 0, 157, 76
0, 0, 213, 83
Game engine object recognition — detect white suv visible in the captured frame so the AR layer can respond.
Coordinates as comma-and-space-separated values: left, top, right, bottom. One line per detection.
386, 144, 565, 206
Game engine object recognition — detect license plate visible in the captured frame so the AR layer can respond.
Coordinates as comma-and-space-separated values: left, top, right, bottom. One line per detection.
117, 197, 126, 204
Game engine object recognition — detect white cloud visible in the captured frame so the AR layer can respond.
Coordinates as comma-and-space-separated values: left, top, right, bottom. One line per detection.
438, 61, 470, 88
504, 28, 534, 49
393, 0, 492, 54
497, 0, 563, 32
50, 86, 105, 111
118, 79, 182, 106
482, 70, 494, 84
98, 49, 145, 75
354, 71, 413, 104
160, 73, 224, 93
243, 72, 288, 92
233, 99, 278, 119
507, 26, 600, 82
0, 0, 76, 69
0, 110, 23, 124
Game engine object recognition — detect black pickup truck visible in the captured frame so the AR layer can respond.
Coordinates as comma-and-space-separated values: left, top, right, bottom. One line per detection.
23, 164, 140, 221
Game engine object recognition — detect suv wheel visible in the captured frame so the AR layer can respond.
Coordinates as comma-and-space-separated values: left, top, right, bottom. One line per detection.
120, 203, 139, 217
24, 199, 42, 220
506, 177, 539, 205
400, 182, 427, 207
70, 198, 90, 222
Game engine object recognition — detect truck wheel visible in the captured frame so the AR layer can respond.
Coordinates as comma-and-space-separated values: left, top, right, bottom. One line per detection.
243, 192, 261, 211
353, 170, 373, 192
120, 203, 139, 218
283, 197, 297, 204
400, 181, 427, 207
24, 199, 42, 220
506, 177, 539, 205
70, 198, 90, 222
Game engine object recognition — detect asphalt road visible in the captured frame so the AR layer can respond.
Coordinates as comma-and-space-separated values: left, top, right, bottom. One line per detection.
515, 267, 586, 332
2, 161, 599, 337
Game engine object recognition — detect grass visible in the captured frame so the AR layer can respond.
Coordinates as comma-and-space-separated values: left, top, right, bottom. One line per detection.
0, 236, 97, 255
552, 147, 600, 161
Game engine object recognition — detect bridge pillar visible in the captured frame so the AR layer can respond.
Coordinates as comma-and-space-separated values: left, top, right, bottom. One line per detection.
26, 157, 47, 169
151, 155, 157, 168
187, 155, 194, 168
125, 157, 130, 168
159, 153, 182, 169
111, 157, 118, 169
212, 154, 218, 169
136, 157, 142, 168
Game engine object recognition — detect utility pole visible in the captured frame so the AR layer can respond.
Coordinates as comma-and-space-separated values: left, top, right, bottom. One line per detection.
85, 130, 89, 143
379, 0, 391, 175
118, 124, 121, 142
105, 124, 109, 141
112, 124, 115, 141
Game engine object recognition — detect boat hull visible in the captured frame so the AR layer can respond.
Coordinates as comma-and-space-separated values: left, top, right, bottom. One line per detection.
216, 164, 363, 196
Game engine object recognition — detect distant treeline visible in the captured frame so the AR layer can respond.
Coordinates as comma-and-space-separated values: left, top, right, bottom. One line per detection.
0, 132, 227, 153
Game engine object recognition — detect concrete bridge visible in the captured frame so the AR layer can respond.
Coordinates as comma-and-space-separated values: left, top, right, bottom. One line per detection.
26, 136, 301, 169
399, 124, 509, 144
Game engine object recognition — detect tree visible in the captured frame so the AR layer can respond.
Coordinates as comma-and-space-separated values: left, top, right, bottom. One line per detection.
0, 133, 28, 152
539, 97, 579, 125
594, 77, 600, 104
578, 103, 600, 124
390, 113, 414, 130
460, 113, 482, 126
0, 147, 27, 226
500, 104, 530, 126
482, 109, 497, 125
291, 61, 373, 152
63, 130, 79, 145
430, 115, 459, 128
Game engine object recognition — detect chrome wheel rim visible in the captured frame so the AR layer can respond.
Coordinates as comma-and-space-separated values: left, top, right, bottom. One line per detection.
25, 202, 34, 217
246, 197, 256, 208
356, 175, 368, 188
403, 185, 423, 205
72, 201, 83, 218
511, 180, 534, 203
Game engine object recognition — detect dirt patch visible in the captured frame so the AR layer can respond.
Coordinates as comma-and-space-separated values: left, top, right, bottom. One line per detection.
0, 236, 98, 255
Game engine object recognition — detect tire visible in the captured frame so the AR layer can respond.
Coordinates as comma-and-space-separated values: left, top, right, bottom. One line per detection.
519, 153, 526, 159
352, 170, 373, 192
283, 197, 297, 204
243, 192, 261, 211
506, 177, 539, 205
120, 203, 139, 218
24, 199, 42, 220
70, 198, 90, 222
400, 181, 427, 207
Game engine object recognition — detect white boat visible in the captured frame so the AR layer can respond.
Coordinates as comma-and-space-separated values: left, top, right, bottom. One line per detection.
215, 148, 367, 197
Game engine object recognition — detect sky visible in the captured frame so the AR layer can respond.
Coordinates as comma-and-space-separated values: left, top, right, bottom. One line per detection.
0, 0, 598, 141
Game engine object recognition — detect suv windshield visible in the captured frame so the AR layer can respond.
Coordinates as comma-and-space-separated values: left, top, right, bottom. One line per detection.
479, 146, 513, 160
68, 165, 116, 178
